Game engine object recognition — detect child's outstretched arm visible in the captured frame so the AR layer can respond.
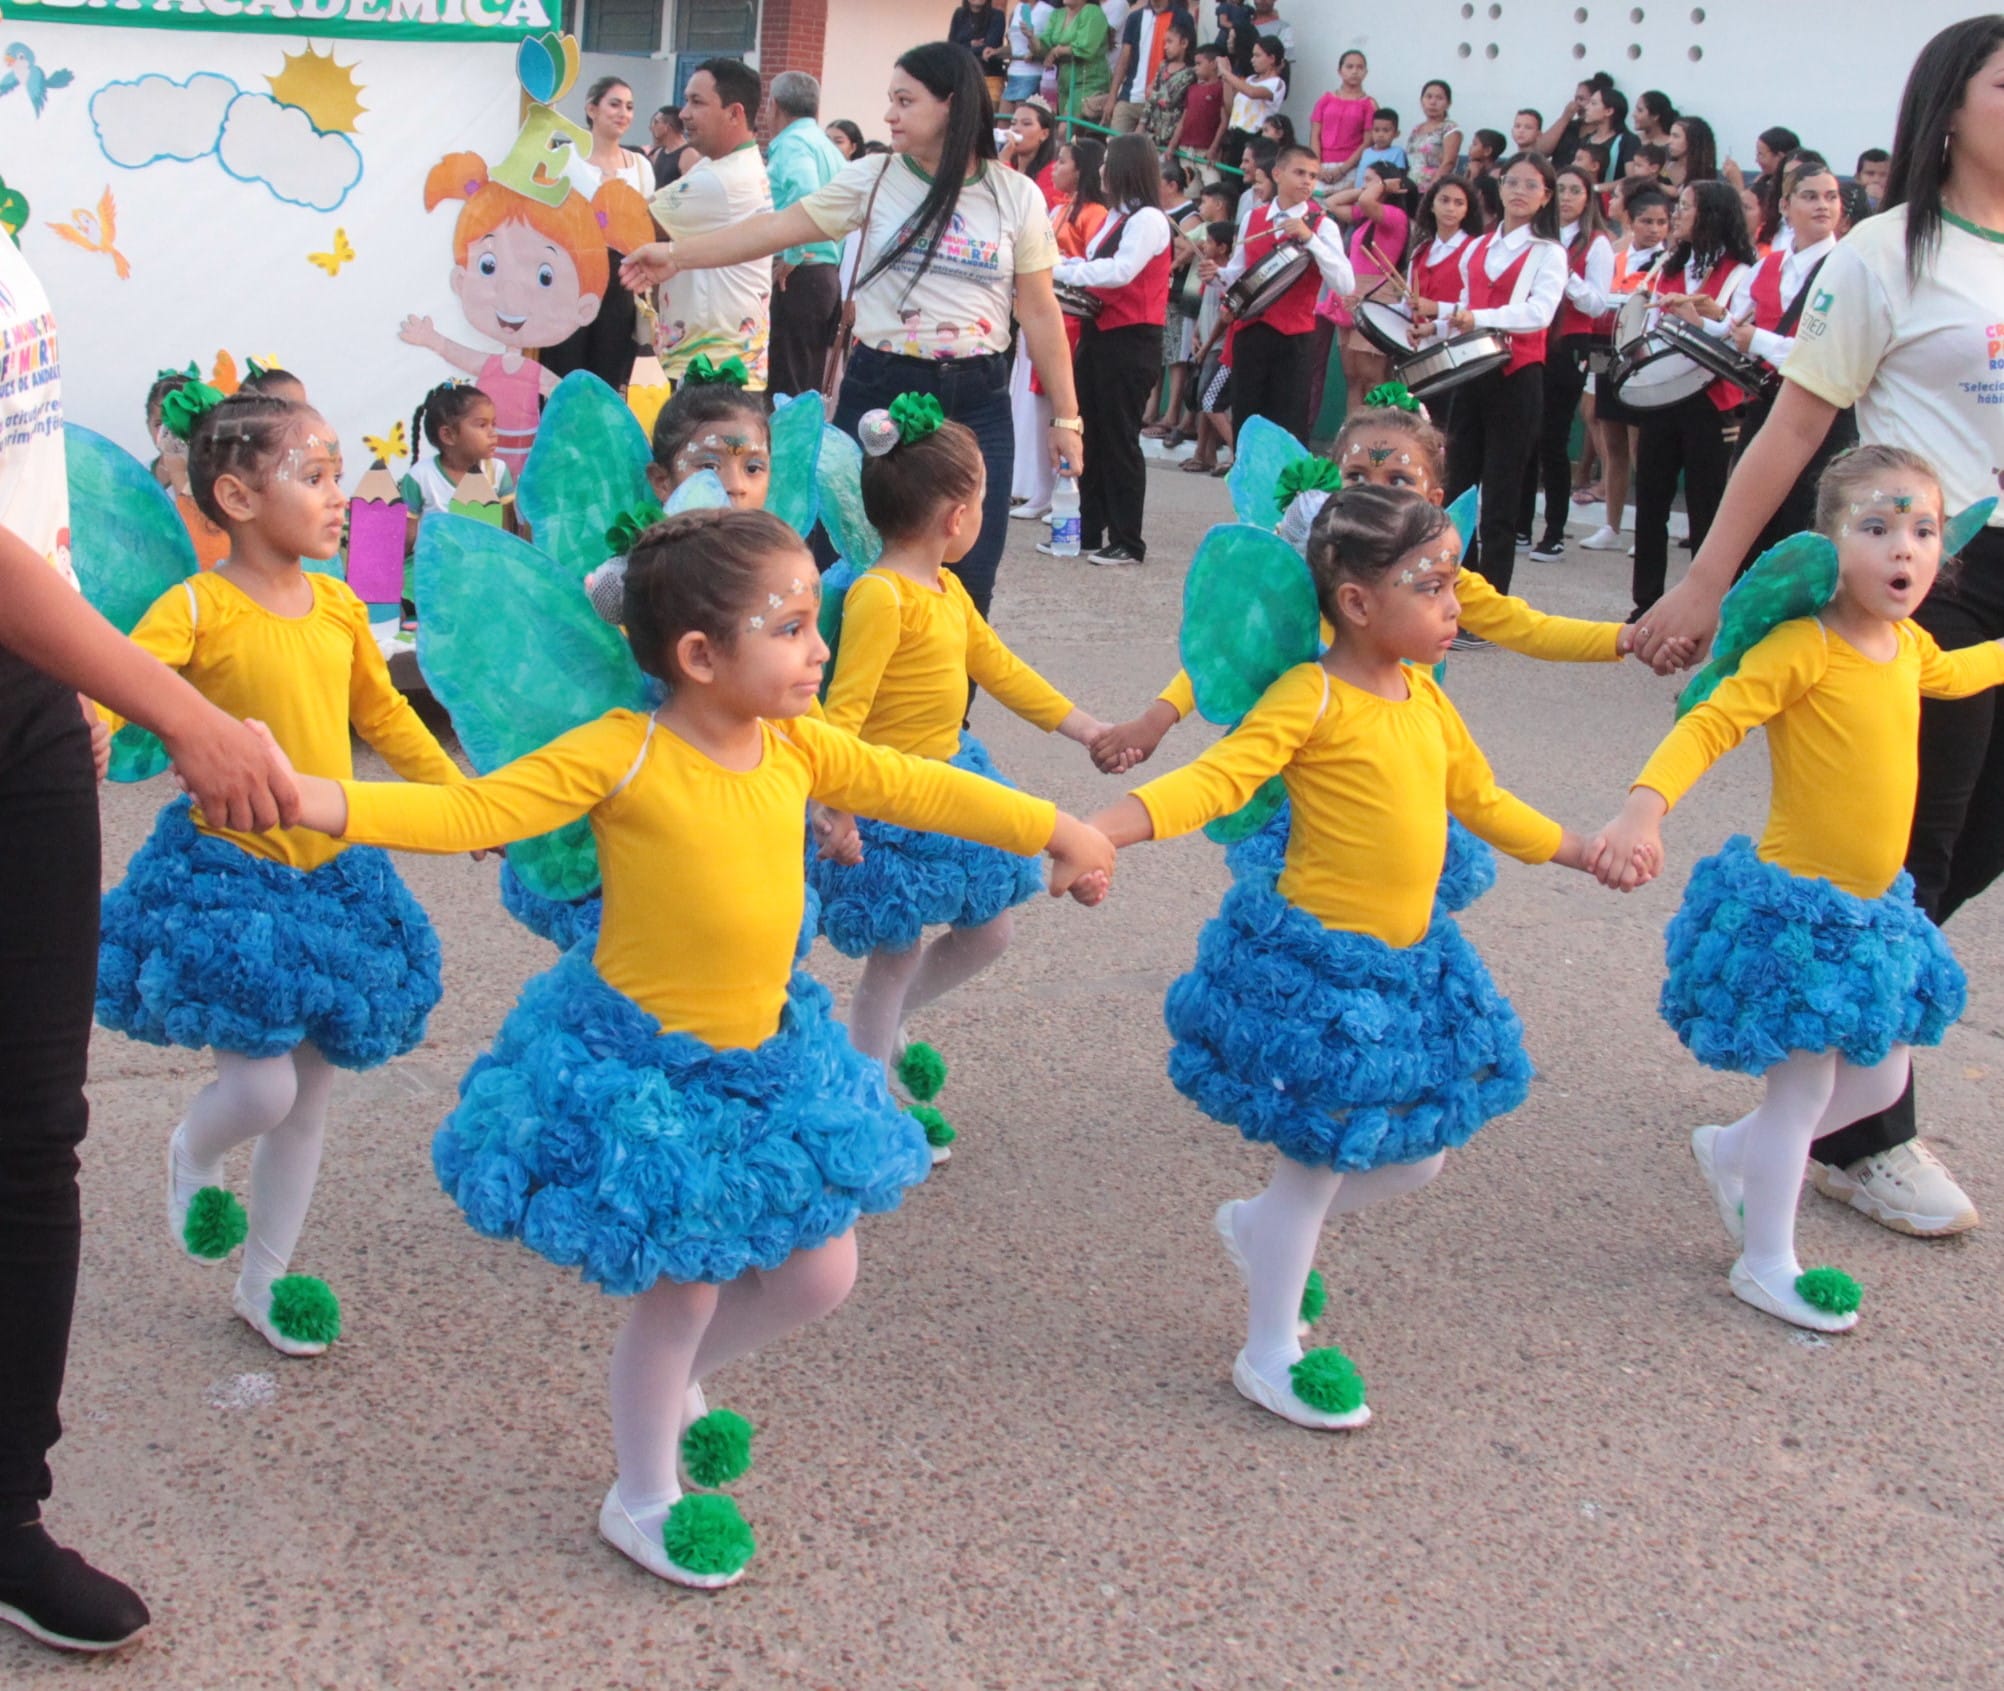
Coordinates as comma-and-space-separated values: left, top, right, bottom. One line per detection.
397, 315, 492, 380
960, 585, 1113, 751
1455, 568, 1698, 671
1090, 697, 1183, 773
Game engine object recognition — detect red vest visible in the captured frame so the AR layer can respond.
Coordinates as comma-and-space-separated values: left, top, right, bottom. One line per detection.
1408, 234, 1468, 308
1088, 210, 1173, 332
1554, 235, 1613, 343
1663, 255, 1751, 410
1238, 202, 1327, 338
1748, 247, 1788, 332
1464, 231, 1550, 376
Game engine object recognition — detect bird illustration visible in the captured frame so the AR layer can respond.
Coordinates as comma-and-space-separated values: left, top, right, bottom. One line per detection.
0, 44, 76, 118
47, 188, 131, 281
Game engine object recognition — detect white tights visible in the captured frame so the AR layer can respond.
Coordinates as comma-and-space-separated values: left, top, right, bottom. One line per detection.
1712, 1048, 1910, 1285
1234, 1152, 1447, 1382
175, 1045, 336, 1301
609, 1231, 859, 1521
846, 913, 1014, 1068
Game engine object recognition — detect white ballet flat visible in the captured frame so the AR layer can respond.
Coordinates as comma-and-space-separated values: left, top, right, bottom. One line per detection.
231, 1284, 329, 1358
1728, 1258, 1860, 1334
1231, 1350, 1371, 1431
597, 1487, 746, 1590
1689, 1124, 1745, 1245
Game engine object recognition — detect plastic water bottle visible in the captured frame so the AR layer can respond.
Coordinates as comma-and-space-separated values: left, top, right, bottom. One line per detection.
1049, 462, 1082, 556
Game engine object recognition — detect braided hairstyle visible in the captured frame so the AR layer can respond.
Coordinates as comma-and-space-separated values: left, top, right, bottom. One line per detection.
622, 508, 808, 686
413, 381, 490, 452
183, 393, 313, 528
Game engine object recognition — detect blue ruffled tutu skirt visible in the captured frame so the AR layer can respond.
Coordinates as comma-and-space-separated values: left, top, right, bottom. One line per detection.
1226, 802, 1497, 915
1661, 835, 1966, 1075
1163, 860, 1532, 1172
499, 860, 603, 952
810, 731, 1043, 956
97, 797, 441, 1069
431, 944, 929, 1294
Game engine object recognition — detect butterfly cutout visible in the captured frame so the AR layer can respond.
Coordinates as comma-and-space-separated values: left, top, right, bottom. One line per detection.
364, 418, 409, 467
308, 228, 354, 277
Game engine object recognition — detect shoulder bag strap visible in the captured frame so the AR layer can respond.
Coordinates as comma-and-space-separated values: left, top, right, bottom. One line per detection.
821, 158, 894, 404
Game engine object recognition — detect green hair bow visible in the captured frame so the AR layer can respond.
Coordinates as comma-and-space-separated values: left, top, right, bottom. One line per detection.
154, 361, 200, 386
888, 391, 945, 445
604, 497, 668, 557
1363, 381, 1421, 413
1274, 455, 1342, 516
159, 380, 228, 443
685, 354, 750, 388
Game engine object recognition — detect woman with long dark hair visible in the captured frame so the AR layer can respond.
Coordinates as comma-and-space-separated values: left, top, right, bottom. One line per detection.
1522, 165, 1614, 559
1633, 89, 1677, 148
1631, 18, 2004, 1236
622, 43, 1082, 620
1627, 179, 1757, 617
541, 76, 658, 391
1667, 115, 1719, 187
1002, 97, 1062, 206
1413, 150, 1564, 600
1054, 133, 1174, 565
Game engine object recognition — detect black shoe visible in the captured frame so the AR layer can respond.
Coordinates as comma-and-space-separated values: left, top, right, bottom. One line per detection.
1448, 631, 1492, 651
0, 1523, 150, 1654
1527, 535, 1566, 561
1087, 543, 1145, 566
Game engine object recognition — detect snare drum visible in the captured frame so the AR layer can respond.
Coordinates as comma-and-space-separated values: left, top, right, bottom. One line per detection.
1224, 244, 1314, 322
1175, 263, 1205, 319
1055, 281, 1104, 321
1394, 329, 1510, 399
1355, 298, 1418, 360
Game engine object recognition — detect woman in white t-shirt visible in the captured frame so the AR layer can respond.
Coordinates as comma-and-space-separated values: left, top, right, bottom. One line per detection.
623, 43, 1080, 619
1632, 17, 2004, 1237
1001, 0, 1056, 112
543, 76, 661, 392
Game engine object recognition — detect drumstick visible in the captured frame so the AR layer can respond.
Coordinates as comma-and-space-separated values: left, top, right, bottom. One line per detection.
1363, 233, 1414, 303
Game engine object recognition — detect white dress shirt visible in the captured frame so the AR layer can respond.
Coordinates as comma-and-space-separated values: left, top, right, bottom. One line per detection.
1056, 203, 1174, 288
1217, 199, 1356, 295
1556, 224, 1617, 317
1454, 222, 1567, 333
1745, 234, 1837, 367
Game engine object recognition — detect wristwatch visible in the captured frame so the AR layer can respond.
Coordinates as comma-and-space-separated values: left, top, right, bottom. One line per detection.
1052, 416, 1084, 432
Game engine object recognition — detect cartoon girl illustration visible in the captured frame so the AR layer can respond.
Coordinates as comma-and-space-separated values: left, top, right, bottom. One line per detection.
658, 319, 688, 356
933, 323, 961, 361
899, 307, 923, 358
399, 151, 653, 475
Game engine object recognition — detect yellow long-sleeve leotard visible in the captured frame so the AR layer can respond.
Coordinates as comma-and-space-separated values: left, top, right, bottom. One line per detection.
1133, 661, 1563, 947
1154, 571, 1624, 718
110, 571, 462, 869
823, 567, 1074, 758
340, 709, 1058, 1049
1636, 618, 2004, 900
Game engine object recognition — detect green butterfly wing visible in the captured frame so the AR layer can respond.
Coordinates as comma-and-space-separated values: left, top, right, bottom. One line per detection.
1181, 523, 1323, 726
767, 390, 825, 538
414, 515, 651, 901
65, 424, 199, 782
1203, 774, 1288, 844
816, 424, 882, 570
1445, 484, 1478, 548
664, 469, 732, 515
816, 558, 867, 699
1944, 497, 1998, 559
1676, 531, 1839, 718
516, 372, 652, 582
1227, 416, 1309, 528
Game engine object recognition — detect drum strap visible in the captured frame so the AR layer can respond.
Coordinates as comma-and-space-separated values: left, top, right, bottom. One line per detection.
1774, 255, 1830, 341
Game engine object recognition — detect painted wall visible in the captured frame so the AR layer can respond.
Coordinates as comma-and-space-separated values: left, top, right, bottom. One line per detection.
814, 0, 920, 142
1283, 0, 1972, 178
7, 21, 524, 460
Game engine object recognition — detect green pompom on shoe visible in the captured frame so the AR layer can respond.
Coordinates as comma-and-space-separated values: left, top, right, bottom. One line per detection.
908, 1103, 956, 1149
1290, 1347, 1367, 1416
682, 1408, 755, 1487
268, 1275, 342, 1345
661, 1493, 756, 1578
895, 1040, 948, 1103
1298, 1268, 1327, 1327
184, 1187, 248, 1260
1795, 1267, 1862, 1316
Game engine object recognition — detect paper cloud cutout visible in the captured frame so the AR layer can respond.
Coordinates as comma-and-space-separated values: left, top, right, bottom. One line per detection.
89, 72, 362, 212
92, 72, 239, 167
218, 94, 362, 211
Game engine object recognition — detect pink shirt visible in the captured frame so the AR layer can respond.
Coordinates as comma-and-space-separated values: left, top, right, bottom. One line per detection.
1310, 92, 1376, 166
1317, 204, 1409, 325
479, 353, 544, 477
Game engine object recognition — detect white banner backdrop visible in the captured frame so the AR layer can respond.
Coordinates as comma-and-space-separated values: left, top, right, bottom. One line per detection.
1, 20, 525, 463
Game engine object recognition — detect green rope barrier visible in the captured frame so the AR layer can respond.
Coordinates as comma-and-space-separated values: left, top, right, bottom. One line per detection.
1054, 109, 1245, 178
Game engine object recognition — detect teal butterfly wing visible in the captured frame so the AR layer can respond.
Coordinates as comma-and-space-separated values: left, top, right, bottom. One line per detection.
664, 468, 731, 515
1445, 484, 1478, 548
816, 423, 882, 570
65, 424, 198, 782
816, 558, 867, 699
1227, 416, 1309, 528
1944, 497, 1998, 559
414, 515, 651, 901
1180, 523, 1323, 844
766, 390, 825, 538
516, 372, 653, 582
1676, 531, 1839, 718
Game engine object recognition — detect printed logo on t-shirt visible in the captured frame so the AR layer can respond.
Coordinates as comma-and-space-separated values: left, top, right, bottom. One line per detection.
1987, 321, 2004, 372
885, 209, 1003, 286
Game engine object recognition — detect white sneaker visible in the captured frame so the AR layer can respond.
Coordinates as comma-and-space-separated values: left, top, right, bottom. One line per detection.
1009, 502, 1050, 521
1231, 1349, 1372, 1430
1689, 1124, 1745, 1244
597, 1486, 748, 1590
1728, 1258, 1860, 1334
1808, 1140, 1979, 1236
1581, 524, 1624, 551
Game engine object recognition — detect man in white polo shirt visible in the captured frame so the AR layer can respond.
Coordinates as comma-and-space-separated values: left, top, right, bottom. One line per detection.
650, 57, 775, 387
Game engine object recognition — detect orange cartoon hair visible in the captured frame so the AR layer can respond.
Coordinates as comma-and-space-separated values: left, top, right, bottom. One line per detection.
424, 151, 656, 298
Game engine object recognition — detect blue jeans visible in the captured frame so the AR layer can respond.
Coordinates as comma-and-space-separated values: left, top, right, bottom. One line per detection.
834, 346, 1015, 619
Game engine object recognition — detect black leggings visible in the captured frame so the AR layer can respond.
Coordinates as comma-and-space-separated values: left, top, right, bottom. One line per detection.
1518, 337, 1593, 545
0, 651, 99, 1527
1076, 321, 1162, 558
1815, 527, 2004, 1164
1444, 361, 1543, 596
